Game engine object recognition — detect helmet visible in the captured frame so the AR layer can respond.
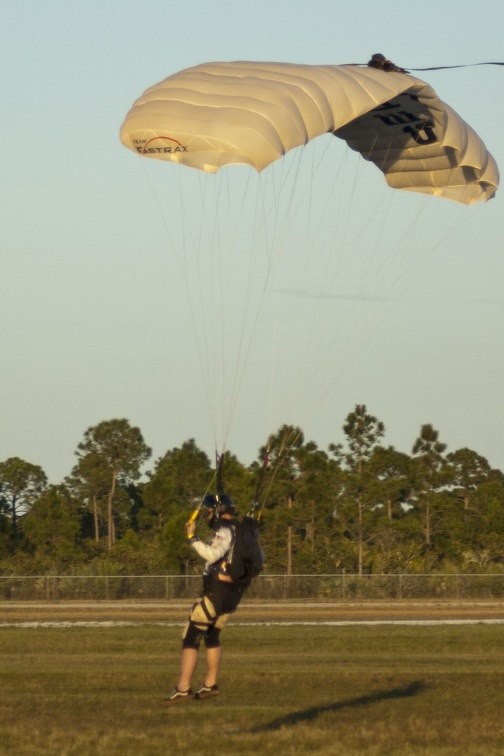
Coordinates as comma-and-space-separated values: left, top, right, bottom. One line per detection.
203, 493, 236, 524
217, 493, 236, 515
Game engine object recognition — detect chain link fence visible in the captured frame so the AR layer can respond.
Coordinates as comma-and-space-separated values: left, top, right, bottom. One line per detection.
0, 573, 503, 601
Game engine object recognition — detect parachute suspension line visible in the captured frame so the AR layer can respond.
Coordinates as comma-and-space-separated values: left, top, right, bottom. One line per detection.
257, 425, 303, 521
192, 442, 230, 524
220, 166, 251, 451
232, 160, 291, 417
258, 146, 316, 436
188, 460, 222, 523
216, 168, 278, 451
345, 200, 466, 370
254, 151, 287, 269
212, 171, 229, 449
256, 159, 284, 438
301, 198, 466, 427
253, 143, 312, 432
309, 193, 417, 411
364, 127, 470, 295
365, 128, 470, 292
263, 140, 311, 268
223, 152, 306, 450
222, 171, 267, 446
252, 445, 269, 519
139, 158, 249, 466
290, 144, 367, 378
270, 142, 331, 419
138, 158, 221, 445
215, 169, 233, 450
330, 143, 385, 290
179, 169, 223, 451
279, 134, 337, 273
189, 171, 217, 447
299, 113, 474, 424
209, 167, 251, 451
302, 140, 316, 275
208, 175, 228, 451
387, 202, 467, 288
260, 130, 465, 437
268, 141, 365, 425
221, 237, 261, 443
206, 150, 300, 451
138, 158, 186, 275
305, 138, 352, 287
215, 449, 225, 496
262, 148, 308, 431
179, 167, 251, 453
198, 157, 294, 455
153, 162, 237, 455
258, 137, 337, 426
300, 141, 359, 330
353, 179, 397, 298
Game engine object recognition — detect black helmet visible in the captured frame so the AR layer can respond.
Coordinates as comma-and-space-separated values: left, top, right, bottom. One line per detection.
203, 493, 235, 516
217, 493, 236, 515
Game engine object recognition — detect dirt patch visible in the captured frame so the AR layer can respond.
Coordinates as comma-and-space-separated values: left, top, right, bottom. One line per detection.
1, 600, 504, 624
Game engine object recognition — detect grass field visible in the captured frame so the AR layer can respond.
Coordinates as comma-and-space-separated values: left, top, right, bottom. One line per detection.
1, 620, 504, 755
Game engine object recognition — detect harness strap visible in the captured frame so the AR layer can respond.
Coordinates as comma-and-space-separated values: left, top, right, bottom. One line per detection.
200, 596, 216, 622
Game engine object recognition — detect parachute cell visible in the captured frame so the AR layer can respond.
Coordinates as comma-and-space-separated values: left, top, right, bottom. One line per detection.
120, 61, 498, 204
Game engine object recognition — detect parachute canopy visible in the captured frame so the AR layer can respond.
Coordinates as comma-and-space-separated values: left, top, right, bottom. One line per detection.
120, 60, 498, 204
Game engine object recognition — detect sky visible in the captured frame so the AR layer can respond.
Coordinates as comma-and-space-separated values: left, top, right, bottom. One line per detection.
2, 0, 503, 483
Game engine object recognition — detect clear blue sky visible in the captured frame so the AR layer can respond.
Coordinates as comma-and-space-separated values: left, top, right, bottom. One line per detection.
2, 0, 503, 482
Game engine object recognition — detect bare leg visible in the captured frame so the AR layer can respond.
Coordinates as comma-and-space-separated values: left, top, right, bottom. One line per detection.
178, 647, 198, 691
204, 646, 222, 687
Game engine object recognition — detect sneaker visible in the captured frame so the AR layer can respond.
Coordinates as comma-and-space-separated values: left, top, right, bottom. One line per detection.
164, 687, 193, 704
194, 684, 219, 700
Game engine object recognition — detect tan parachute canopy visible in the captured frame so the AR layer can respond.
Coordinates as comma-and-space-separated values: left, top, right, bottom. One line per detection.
120, 60, 498, 204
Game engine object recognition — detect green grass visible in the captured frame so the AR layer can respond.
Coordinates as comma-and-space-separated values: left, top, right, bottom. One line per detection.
1, 624, 503, 755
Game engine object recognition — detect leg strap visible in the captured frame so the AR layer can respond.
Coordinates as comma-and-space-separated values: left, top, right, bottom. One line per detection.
182, 597, 218, 649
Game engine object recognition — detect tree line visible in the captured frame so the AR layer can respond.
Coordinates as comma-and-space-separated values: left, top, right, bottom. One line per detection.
1, 405, 503, 576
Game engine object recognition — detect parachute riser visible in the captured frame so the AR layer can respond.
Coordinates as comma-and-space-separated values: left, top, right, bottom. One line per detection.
216, 450, 225, 497
187, 452, 224, 523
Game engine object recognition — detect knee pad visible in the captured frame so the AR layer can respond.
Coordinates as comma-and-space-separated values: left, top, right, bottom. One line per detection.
182, 619, 204, 650
204, 626, 221, 649
182, 597, 218, 649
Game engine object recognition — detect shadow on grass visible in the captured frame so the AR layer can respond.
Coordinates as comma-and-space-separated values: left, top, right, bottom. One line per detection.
247, 680, 430, 732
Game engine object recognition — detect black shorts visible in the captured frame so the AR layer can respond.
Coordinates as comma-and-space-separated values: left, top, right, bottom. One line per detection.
204, 574, 245, 616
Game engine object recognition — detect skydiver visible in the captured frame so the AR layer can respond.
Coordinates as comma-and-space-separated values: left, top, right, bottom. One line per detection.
164, 493, 248, 704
